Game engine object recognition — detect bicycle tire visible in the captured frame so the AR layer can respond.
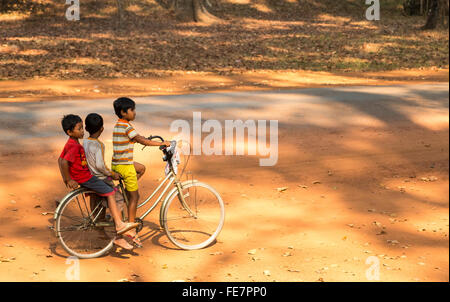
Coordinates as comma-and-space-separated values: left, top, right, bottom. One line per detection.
161, 181, 225, 250
54, 188, 114, 259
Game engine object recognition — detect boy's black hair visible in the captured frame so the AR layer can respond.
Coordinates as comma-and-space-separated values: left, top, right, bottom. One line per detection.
85, 113, 103, 135
113, 97, 135, 118
61, 114, 82, 135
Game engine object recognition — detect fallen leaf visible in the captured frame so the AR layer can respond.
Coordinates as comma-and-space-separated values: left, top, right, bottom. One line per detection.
373, 221, 383, 228
210, 251, 223, 255
387, 240, 399, 245
287, 269, 300, 273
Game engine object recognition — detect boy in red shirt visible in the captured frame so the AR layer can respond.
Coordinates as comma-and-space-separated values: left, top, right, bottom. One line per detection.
58, 114, 138, 250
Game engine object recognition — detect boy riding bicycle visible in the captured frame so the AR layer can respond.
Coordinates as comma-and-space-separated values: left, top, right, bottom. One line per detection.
111, 97, 171, 247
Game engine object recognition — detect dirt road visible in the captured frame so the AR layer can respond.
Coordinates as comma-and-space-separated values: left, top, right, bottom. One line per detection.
0, 83, 448, 282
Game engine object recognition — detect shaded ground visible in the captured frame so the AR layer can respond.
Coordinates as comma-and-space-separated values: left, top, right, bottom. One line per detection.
0, 0, 448, 81
0, 83, 448, 282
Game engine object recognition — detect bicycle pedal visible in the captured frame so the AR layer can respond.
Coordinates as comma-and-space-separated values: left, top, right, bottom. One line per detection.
134, 218, 144, 233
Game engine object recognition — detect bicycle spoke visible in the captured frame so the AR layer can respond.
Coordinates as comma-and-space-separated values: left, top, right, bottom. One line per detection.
75, 196, 85, 219
164, 183, 224, 249
81, 193, 91, 217
57, 213, 85, 223
56, 190, 115, 258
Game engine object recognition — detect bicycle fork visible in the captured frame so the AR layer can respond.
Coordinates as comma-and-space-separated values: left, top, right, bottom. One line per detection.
175, 180, 197, 219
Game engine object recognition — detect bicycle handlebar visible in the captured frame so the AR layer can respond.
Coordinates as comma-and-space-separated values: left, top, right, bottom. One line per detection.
148, 135, 164, 142
142, 135, 176, 162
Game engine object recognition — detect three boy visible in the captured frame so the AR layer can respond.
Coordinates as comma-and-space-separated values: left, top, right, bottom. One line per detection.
58, 97, 169, 250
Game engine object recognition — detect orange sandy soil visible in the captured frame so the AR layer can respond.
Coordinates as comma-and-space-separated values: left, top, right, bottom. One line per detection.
0, 68, 448, 103
0, 76, 448, 282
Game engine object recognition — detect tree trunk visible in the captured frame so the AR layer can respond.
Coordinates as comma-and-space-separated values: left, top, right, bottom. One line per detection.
157, 0, 220, 23
422, 0, 449, 29
192, 0, 220, 23
116, 0, 123, 29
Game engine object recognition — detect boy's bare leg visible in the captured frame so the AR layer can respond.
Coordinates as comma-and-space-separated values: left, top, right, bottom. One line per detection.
126, 190, 139, 223
125, 189, 142, 245
106, 194, 134, 250
134, 162, 145, 180
106, 194, 127, 230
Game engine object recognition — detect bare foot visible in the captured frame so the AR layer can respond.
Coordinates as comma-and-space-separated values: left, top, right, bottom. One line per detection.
115, 222, 139, 235
114, 237, 133, 250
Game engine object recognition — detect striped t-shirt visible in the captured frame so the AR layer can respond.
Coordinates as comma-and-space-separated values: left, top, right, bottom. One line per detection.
112, 118, 139, 165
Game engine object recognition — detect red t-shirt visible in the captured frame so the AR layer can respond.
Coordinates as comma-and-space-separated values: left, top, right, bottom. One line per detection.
59, 138, 92, 183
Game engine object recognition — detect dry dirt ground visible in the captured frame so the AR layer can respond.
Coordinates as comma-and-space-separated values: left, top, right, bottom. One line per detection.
0, 82, 448, 282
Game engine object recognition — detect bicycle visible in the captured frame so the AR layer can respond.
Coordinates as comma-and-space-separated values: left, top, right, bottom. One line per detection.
53, 135, 225, 259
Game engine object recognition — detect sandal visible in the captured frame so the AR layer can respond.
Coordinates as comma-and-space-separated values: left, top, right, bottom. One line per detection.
116, 222, 140, 235
124, 233, 143, 248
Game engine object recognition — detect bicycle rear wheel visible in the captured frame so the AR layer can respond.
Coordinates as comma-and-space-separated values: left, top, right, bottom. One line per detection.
162, 181, 225, 250
54, 188, 115, 259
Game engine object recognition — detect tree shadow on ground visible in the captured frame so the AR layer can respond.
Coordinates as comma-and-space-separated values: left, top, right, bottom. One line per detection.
0, 0, 447, 80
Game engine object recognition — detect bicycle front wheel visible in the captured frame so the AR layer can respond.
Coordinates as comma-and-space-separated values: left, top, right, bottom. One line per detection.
162, 181, 225, 250
55, 188, 115, 259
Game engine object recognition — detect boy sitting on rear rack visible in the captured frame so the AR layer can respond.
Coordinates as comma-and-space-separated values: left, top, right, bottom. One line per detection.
58, 114, 138, 250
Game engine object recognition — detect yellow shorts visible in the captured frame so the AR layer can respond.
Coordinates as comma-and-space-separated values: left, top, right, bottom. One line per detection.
112, 164, 138, 192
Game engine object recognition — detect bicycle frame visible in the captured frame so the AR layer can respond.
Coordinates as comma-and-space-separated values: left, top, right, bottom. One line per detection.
118, 165, 196, 223
55, 140, 196, 230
